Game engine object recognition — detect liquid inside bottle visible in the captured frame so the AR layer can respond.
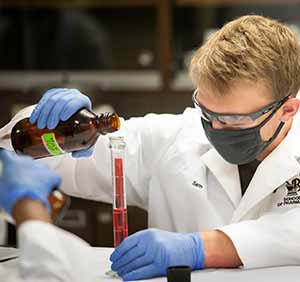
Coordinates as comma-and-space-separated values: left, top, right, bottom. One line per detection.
11, 108, 120, 159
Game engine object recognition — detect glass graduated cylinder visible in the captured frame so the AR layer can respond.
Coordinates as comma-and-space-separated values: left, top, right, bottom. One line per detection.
109, 136, 128, 247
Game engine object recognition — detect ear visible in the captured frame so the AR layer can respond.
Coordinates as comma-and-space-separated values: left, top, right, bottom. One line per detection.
280, 98, 300, 122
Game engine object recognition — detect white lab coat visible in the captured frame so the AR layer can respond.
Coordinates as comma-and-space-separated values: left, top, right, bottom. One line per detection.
1, 105, 300, 269
0, 221, 94, 282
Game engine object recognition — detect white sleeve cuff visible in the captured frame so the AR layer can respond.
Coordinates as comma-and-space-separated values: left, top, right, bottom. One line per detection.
218, 218, 300, 269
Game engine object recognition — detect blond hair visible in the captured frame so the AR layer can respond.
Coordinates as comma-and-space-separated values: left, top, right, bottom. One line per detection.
189, 15, 300, 99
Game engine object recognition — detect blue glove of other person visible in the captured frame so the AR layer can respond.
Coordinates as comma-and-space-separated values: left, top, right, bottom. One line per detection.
110, 228, 205, 281
29, 88, 94, 158
0, 149, 61, 215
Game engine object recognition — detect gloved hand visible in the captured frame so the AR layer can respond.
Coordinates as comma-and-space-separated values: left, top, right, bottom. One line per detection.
0, 149, 61, 215
110, 228, 205, 281
29, 88, 94, 158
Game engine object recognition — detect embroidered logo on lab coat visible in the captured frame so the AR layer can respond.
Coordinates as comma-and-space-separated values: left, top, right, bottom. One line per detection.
275, 177, 300, 207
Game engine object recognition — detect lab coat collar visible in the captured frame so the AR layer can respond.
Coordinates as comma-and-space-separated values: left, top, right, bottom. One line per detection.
201, 148, 241, 208
232, 113, 300, 222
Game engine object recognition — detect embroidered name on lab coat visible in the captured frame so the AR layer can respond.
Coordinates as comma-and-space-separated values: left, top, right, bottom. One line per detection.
192, 180, 203, 189
276, 178, 300, 207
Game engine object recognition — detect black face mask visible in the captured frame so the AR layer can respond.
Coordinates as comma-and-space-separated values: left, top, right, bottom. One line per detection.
201, 109, 285, 165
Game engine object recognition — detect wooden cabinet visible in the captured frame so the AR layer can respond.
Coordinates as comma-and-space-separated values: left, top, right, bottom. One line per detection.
56, 198, 147, 247
1, 1, 300, 95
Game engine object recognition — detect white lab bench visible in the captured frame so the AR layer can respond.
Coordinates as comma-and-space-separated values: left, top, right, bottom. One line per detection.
92, 248, 300, 282
1, 247, 300, 282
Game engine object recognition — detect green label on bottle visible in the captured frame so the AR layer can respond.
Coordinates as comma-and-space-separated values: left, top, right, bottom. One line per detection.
41, 133, 65, 156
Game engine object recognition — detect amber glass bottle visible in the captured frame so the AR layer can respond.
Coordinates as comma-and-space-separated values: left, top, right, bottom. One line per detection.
9, 108, 120, 222
11, 108, 120, 159
48, 189, 70, 222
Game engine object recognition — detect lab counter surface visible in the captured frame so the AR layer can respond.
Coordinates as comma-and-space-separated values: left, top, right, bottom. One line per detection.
1, 247, 300, 282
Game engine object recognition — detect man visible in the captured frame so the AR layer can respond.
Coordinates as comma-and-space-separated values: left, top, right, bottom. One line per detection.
1, 15, 300, 281
0, 149, 94, 282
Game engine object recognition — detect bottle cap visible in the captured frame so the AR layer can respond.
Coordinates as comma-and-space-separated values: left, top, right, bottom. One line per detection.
167, 265, 191, 282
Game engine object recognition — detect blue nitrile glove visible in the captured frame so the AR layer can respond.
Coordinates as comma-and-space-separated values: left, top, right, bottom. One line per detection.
29, 88, 94, 158
0, 149, 61, 215
110, 228, 205, 281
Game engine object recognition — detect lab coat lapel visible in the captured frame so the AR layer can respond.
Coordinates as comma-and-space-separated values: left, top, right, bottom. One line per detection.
232, 119, 300, 222
201, 148, 241, 207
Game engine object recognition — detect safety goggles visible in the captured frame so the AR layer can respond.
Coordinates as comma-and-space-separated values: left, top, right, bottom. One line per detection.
192, 89, 290, 128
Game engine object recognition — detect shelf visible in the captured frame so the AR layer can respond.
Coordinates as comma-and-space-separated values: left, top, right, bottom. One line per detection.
0, 0, 157, 8
171, 71, 194, 91
1, 0, 297, 94
176, 0, 300, 6
0, 71, 161, 91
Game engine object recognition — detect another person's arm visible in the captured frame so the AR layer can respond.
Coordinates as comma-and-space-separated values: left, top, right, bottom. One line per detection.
0, 149, 94, 282
13, 198, 51, 227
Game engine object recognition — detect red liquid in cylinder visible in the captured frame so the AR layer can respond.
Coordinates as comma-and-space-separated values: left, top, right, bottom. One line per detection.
113, 208, 128, 247
113, 158, 128, 247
